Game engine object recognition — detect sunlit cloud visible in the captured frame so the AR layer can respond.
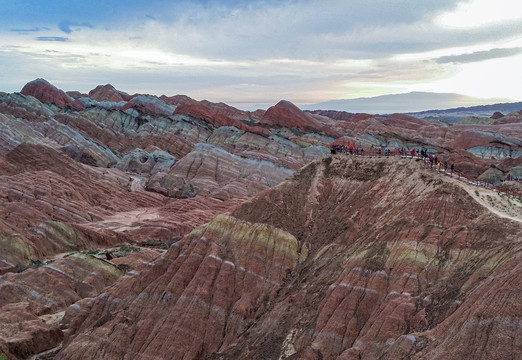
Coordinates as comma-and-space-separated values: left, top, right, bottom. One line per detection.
435, 0, 522, 29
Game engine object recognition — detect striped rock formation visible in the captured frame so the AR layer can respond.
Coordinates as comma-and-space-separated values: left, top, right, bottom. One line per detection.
1, 79, 521, 359
56, 157, 522, 359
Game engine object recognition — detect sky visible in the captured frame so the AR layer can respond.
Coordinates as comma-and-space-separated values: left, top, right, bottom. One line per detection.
1, 0, 521, 109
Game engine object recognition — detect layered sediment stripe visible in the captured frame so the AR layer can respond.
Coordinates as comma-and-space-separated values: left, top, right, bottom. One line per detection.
57, 214, 305, 359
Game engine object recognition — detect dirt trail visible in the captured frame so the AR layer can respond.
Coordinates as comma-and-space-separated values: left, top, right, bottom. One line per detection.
375, 154, 522, 223
405, 155, 522, 223
337, 153, 522, 223
455, 178, 522, 223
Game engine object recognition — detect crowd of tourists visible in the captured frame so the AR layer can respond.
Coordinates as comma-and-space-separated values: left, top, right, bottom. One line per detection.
330, 143, 521, 198
330, 144, 456, 174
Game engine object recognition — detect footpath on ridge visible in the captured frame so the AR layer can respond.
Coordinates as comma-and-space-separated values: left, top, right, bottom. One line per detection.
330, 150, 522, 223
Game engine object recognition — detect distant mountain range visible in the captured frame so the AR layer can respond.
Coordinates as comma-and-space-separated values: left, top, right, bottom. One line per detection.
299, 91, 520, 115
406, 102, 522, 122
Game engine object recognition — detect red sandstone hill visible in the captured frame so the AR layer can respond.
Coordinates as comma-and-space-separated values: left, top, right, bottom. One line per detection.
173, 100, 271, 136
161, 95, 264, 124
55, 156, 522, 360
307, 109, 356, 120
88, 84, 131, 102
159, 94, 197, 107
20, 79, 84, 110
1, 79, 522, 359
0, 143, 246, 271
261, 100, 340, 136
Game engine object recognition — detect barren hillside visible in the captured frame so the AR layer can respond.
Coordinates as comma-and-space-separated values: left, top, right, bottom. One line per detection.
1, 80, 521, 360
56, 156, 522, 360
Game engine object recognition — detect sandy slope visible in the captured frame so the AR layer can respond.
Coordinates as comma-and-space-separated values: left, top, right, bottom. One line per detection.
447, 175, 522, 223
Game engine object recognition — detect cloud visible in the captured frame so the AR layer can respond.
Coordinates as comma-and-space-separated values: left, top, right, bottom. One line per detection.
59, 21, 93, 34
36, 36, 69, 42
436, 47, 522, 64
10, 27, 50, 33
115, 0, 521, 63
4, 1, 521, 61
1, 0, 522, 103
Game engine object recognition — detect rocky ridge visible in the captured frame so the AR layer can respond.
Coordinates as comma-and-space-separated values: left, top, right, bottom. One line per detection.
55, 156, 522, 360
1, 79, 521, 359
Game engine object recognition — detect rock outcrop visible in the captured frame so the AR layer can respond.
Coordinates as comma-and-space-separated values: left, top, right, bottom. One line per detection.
0, 302, 63, 360
262, 100, 339, 136
2, 79, 521, 360
57, 214, 305, 360
491, 111, 504, 119
20, 79, 84, 110
0, 251, 127, 360
0, 144, 169, 270
56, 157, 522, 360
121, 95, 176, 117
7, 79, 522, 184
173, 100, 271, 136
88, 84, 131, 103
146, 143, 294, 199
115, 148, 176, 175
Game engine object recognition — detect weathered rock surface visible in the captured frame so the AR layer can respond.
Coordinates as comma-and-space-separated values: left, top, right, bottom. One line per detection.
0, 110, 120, 167
1, 79, 521, 360
0, 252, 127, 360
173, 100, 271, 136
121, 94, 176, 117
262, 100, 339, 136
88, 84, 130, 103
115, 148, 176, 175
477, 166, 504, 183
0, 302, 63, 360
491, 111, 505, 119
56, 157, 522, 360
0, 253, 123, 316
20, 79, 84, 110
7, 79, 521, 184
79, 195, 244, 242
0, 142, 249, 274
57, 214, 305, 359
146, 143, 294, 199
0, 246, 165, 360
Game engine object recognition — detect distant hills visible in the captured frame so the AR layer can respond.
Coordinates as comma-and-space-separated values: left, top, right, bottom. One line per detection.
406, 102, 522, 122
300, 91, 520, 115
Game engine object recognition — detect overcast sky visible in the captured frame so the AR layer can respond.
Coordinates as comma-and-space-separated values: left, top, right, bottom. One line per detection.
1, 0, 521, 108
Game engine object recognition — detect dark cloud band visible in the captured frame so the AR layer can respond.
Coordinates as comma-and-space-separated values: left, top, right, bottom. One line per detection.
436, 47, 522, 64
36, 36, 69, 42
